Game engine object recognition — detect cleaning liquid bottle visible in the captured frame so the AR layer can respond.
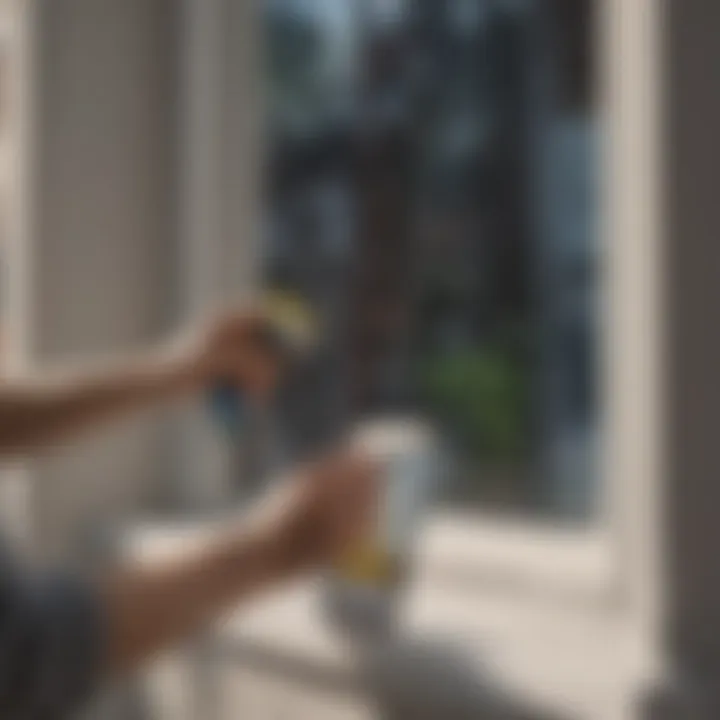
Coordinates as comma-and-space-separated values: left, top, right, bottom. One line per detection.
207, 291, 318, 478
326, 417, 439, 634
207, 296, 438, 634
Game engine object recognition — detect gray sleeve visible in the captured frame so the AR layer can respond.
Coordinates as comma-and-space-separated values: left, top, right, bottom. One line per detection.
0, 559, 106, 719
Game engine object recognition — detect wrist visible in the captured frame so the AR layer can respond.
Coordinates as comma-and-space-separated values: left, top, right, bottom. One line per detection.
235, 498, 306, 580
210, 520, 292, 601
150, 343, 210, 397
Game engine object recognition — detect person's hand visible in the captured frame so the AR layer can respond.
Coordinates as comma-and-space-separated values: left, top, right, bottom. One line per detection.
251, 450, 379, 578
170, 307, 281, 401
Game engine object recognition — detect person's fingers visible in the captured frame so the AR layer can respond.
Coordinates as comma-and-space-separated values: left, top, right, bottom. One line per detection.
311, 455, 377, 533
255, 447, 382, 571
323, 452, 379, 547
348, 465, 379, 533
216, 305, 268, 333
238, 350, 281, 403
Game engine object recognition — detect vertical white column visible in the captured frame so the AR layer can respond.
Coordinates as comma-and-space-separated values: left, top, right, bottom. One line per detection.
602, 0, 666, 714
176, 0, 263, 509
603, 0, 663, 645
176, 0, 230, 509
220, 0, 263, 301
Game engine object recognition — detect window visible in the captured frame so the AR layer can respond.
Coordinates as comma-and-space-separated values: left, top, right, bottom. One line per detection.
262, 0, 600, 523
176, 0, 659, 609
145, 0, 665, 713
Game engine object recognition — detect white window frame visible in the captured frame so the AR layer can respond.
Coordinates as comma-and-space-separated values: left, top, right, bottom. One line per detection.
177, 0, 664, 616
7, 0, 682, 713
425, 0, 664, 621
6, 0, 665, 630
174, 0, 267, 511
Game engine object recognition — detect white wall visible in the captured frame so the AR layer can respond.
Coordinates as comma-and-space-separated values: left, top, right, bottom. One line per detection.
22, 0, 263, 557
28, 0, 181, 556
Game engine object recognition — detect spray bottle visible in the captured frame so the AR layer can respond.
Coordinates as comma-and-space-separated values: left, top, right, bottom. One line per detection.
207, 294, 438, 634
325, 417, 438, 635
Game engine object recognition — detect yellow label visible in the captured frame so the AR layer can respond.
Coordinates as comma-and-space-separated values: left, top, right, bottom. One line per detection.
336, 541, 402, 587
263, 291, 317, 351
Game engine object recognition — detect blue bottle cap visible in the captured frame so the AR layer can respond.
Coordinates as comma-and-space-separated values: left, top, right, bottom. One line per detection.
209, 382, 246, 436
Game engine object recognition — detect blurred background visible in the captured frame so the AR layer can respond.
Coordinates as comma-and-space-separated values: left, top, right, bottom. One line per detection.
261, 0, 597, 520
0, 0, 599, 554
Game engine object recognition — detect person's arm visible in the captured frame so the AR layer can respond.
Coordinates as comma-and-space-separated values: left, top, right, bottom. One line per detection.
0, 451, 374, 717
0, 350, 200, 457
103, 450, 375, 675
103, 514, 283, 675
0, 309, 277, 458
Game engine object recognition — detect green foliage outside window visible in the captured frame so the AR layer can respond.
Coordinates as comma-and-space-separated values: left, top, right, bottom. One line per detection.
419, 345, 529, 462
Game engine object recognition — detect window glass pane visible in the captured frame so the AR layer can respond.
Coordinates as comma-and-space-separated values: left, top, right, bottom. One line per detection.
262, 0, 598, 522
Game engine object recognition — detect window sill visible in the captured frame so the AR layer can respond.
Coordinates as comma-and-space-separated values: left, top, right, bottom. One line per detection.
127, 510, 616, 603
208, 582, 648, 719
123, 517, 650, 719
420, 511, 615, 604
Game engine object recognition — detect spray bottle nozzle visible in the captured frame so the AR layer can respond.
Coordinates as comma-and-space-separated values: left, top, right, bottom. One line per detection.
208, 293, 318, 436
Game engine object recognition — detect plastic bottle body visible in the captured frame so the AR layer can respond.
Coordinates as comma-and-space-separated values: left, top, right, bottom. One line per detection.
325, 418, 438, 634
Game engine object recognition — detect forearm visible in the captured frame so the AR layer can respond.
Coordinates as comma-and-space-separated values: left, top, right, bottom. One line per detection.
0, 521, 283, 714
0, 448, 373, 713
0, 349, 201, 457
102, 519, 285, 676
